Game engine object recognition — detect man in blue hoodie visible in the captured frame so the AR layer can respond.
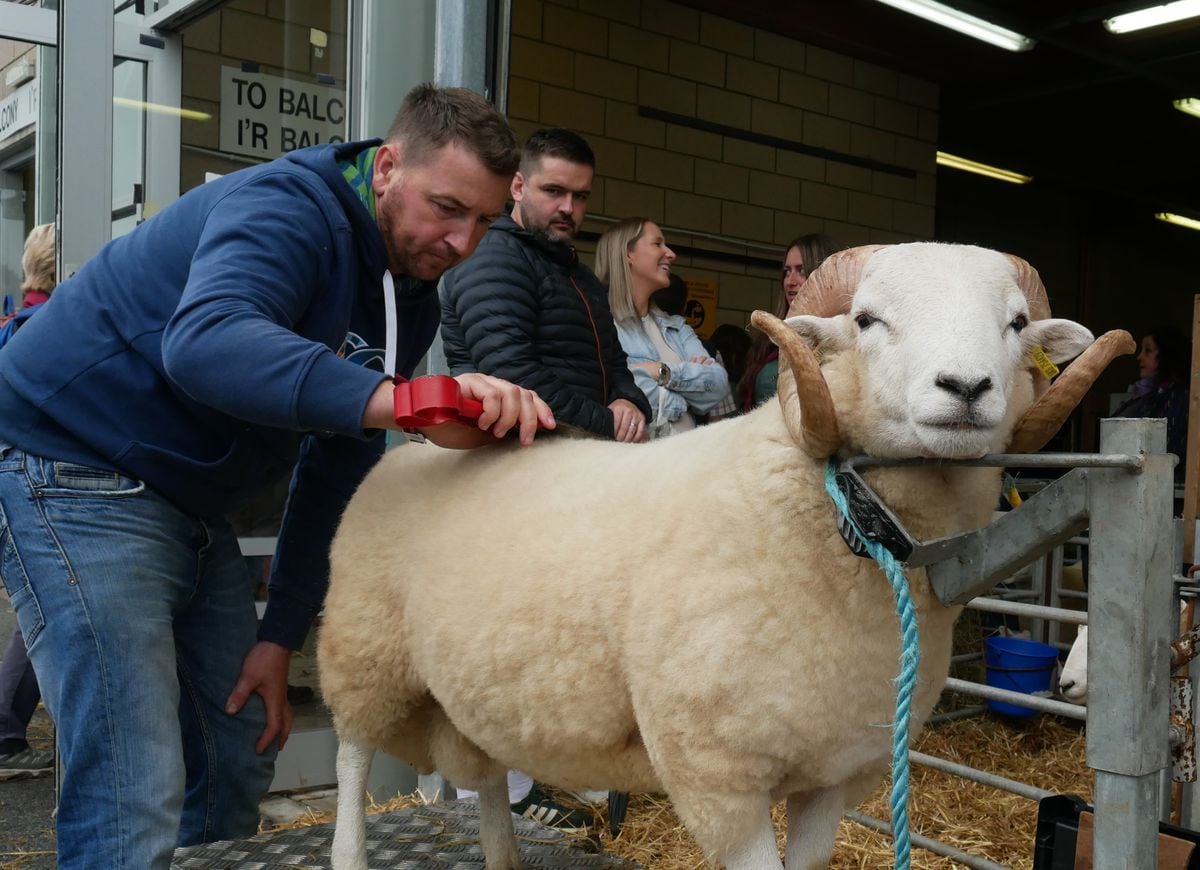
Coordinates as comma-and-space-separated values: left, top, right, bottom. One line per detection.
0, 84, 552, 869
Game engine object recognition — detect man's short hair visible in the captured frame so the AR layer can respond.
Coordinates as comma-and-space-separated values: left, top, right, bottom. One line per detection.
520, 128, 595, 176
386, 84, 520, 178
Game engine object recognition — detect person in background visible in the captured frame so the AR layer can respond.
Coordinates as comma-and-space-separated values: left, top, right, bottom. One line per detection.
440, 127, 649, 828
14, 223, 54, 311
597, 218, 729, 438
440, 127, 651, 443
652, 273, 738, 422
0, 224, 55, 347
650, 271, 688, 318
1114, 327, 1191, 480
0, 85, 550, 870
0, 223, 56, 781
737, 233, 843, 411
704, 324, 752, 399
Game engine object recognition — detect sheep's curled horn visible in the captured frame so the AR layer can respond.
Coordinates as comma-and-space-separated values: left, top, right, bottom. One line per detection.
750, 244, 1136, 458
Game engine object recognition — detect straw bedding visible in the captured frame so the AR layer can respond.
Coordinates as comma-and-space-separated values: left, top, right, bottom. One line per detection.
274, 713, 1091, 868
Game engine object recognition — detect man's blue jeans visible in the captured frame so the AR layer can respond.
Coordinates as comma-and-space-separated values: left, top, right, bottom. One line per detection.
0, 444, 277, 868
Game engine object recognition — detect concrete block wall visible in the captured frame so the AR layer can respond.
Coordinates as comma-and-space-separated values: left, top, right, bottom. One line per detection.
507, 0, 939, 327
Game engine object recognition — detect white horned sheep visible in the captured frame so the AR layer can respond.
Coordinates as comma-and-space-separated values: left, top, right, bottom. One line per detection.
1059, 602, 1189, 705
1059, 625, 1090, 704
318, 242, 1133, 870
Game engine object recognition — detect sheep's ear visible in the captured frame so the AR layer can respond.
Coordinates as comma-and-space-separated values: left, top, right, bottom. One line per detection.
1007, 328, 1136, 454
783, 314, 855, 353
1022, 318, 1095, 364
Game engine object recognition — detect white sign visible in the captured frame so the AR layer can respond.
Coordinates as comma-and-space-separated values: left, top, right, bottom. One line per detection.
0, 79, 38, 147
219, 66, 345, 159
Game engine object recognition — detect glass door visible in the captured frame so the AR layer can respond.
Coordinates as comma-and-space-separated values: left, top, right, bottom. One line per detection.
0, 3, 55, 310
0, 35, 51, 309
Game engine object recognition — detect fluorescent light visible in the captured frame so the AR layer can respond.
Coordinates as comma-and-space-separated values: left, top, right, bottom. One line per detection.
1156, 212, 1200, 231
936, 151, 1032, 184
112, 96, 211, 122
1104, 0, 1200, 33
872, 0, 1035, 51
1175, 98, 1200, 119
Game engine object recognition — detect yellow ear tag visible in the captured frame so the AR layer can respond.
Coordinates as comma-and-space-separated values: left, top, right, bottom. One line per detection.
1030, 346, 1059, 380
812, 345, 825, 364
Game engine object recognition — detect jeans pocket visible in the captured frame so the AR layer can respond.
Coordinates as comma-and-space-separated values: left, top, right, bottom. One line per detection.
46, 461, 145, 497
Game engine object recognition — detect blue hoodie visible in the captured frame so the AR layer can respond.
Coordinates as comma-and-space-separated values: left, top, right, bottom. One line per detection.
0, 140, 440, 647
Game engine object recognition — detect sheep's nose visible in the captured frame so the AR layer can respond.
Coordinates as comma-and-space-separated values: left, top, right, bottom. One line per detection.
1059, 678, 1075, 692
935, 374, 993, 403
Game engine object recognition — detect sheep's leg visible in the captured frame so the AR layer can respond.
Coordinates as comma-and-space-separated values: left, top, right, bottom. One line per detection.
784, 785, 844, 870
331, 736, 375, 870
669, 785, 781, 870
718, 799, 784, 870
477, 770, 521, 870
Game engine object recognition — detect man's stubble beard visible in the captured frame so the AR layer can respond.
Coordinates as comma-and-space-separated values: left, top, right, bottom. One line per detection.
515, 203, 576, 246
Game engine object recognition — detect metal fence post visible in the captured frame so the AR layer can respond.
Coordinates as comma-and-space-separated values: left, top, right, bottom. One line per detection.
1088, 417, 1175, 866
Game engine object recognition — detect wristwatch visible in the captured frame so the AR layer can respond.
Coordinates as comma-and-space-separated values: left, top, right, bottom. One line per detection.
656, 362, 672, 386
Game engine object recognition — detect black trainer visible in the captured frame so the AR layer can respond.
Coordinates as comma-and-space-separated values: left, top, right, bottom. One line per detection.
510, 784, 591, 832
0, 746, 54, 781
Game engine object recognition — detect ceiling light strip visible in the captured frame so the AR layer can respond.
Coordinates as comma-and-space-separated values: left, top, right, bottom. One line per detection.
1104, 0, 1200, 34
1174, 98, 1200, 119
1156, 212, 1200, 231
113, 96, 211, 122
936, 151, 1032, 184
872, 0, 1035, 51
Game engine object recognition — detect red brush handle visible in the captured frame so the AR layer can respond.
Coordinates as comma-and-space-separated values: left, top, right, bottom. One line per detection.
393, 376, 485, 428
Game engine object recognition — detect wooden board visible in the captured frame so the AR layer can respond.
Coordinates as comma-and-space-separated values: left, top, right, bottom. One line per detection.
1073, 811, 1195, 869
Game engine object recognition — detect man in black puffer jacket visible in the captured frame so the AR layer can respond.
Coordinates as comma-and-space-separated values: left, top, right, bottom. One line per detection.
441, 128, 651, 441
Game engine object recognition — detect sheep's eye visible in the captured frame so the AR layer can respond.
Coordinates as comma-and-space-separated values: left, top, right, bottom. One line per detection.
854, 313, 877, 330
1010, 314, 1029, 333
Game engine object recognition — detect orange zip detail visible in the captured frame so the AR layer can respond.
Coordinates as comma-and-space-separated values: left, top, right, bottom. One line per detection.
569, 276, 608, 402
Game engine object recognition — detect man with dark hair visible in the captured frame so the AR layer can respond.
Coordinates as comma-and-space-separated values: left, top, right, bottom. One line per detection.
0, 84, 551, 869
441, 127, 651, 441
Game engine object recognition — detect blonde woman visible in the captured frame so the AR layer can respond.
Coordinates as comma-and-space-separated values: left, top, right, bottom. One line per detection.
595, 218, 729, 438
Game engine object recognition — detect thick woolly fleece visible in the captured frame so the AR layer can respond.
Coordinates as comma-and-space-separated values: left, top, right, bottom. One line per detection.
317, 346, 1031, 865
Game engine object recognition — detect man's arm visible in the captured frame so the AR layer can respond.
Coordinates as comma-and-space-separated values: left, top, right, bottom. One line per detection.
442, 242, 619, 437
229, 432, 385, 751
161, 175, 386, 439
258, 434, 385, 652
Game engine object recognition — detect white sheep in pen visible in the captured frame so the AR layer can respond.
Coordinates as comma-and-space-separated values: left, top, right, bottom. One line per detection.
318, 242, 1133, 870
1060, 626, 1091, 703
1059, 602, 1190, 705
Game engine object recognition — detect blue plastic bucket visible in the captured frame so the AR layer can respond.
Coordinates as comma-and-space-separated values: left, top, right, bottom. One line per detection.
983, 636, 1060, 717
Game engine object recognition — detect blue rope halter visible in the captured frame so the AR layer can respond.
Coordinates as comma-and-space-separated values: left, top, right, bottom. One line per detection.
824, 459, 920, 870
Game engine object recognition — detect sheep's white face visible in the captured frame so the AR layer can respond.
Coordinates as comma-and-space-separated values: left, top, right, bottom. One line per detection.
1059, 625, 1088, 704
789, 244, 1094, 459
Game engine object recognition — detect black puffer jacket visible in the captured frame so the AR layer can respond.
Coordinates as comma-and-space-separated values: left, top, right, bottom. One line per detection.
441, 215, 651, 437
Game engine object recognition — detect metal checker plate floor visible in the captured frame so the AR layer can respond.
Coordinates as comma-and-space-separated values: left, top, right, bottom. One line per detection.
171, 800, 639, 869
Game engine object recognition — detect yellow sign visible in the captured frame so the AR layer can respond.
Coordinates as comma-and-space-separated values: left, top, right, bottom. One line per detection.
682, 278, 718, 339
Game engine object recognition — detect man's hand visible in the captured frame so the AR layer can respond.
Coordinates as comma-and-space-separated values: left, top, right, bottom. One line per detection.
362, 375, 555, 447
610, 398, 647, 442
226, 640, 294, 754
452, 372, 555, 446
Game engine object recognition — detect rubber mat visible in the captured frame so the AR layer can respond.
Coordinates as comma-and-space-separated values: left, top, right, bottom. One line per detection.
171, 799, 638, 868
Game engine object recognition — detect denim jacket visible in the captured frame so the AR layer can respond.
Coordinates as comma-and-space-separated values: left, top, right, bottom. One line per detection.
615, 309, 730, 429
